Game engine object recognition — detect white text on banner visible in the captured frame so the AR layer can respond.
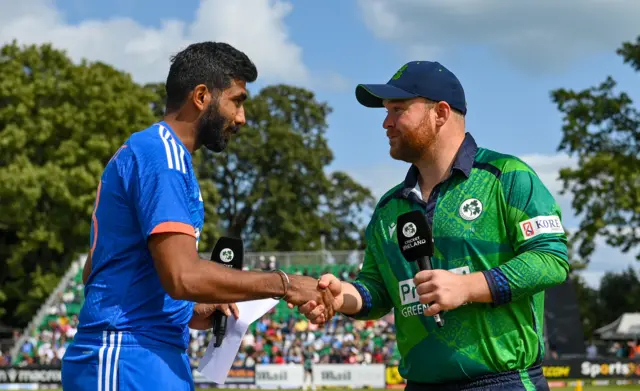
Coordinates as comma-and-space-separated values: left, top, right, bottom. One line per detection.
255, 364, 304, 389
312, 364, 385, 388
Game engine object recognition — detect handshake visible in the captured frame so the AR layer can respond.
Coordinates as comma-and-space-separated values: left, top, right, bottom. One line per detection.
284, 273, 344, 325
189, 273, 345, 331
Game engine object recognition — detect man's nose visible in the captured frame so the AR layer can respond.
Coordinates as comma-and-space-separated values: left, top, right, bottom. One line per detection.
235, 107, 246, 126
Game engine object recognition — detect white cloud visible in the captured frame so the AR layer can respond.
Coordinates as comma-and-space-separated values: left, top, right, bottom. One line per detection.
0, 0, 312, 85
357, 0, 640, 74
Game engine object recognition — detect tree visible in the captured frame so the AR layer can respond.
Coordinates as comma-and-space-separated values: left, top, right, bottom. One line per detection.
551, 35, 640, 263
202, 85, 375, 252
0, 42, 220, 327
571, 268, 640, 340
597, 267, 640, 326
143, 82, 374, 251
0, 42, 374, 328
569, 274, 600, 339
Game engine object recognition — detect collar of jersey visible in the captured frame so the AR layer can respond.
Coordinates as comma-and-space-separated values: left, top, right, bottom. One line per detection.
156, 120, 189, 152
398, 132, 478, 199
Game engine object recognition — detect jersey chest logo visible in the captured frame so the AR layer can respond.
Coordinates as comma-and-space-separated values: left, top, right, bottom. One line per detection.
459, 198, 483, 221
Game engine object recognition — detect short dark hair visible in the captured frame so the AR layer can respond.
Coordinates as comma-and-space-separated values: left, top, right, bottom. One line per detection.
165, 42, 258, 113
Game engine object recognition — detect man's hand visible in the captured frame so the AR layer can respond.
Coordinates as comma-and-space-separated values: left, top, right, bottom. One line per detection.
285, 274, 340, 323
295, 274, 344, 325
414, 270, 471, 316
189, 303, 239, 330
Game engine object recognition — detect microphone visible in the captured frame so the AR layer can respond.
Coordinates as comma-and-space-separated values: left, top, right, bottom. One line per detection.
396, 210, 444, 328
209, 236, 244, 347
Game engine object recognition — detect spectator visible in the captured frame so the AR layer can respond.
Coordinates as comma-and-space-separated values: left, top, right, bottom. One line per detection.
12, 263, 397, 367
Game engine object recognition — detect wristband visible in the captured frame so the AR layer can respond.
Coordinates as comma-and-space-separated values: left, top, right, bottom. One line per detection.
272, 269, 290, 300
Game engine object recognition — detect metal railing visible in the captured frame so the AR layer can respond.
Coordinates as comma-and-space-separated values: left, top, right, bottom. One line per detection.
200, 249, 365, 269
9, 254, 87, 363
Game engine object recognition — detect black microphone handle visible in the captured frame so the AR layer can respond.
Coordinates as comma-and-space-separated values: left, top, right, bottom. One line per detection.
417, 256, 444, 328
212, 310, 228, 347
416, 256, 429, 271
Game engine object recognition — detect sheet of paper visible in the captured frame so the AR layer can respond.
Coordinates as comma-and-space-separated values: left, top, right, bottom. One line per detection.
197, 298, 279, 384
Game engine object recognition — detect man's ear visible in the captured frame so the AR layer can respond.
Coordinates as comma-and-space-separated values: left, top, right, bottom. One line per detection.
434, 101, 452, 127
192, 84, 210, 111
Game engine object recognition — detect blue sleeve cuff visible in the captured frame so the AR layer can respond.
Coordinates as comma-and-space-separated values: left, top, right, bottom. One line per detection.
351, 282, 373, 318
482, 268, 512, 307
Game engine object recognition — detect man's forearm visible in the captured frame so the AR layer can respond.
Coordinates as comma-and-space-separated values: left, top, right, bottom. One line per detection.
483, 250, 569, 306
462, 272, 493, 304
338, 282, 364, 315
175, 259, 288, 303
82, 254, 92, 285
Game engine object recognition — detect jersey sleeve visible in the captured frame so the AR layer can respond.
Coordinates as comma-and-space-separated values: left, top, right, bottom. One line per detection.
349, 214, 394, 320
125, 131, 195, 239
482, 160, 570, 306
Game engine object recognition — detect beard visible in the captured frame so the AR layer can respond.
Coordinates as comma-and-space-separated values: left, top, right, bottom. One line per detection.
389, 115, 437, 163
196, 101, 239, 152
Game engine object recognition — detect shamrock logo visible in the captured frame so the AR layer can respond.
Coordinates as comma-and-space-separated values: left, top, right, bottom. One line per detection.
459, 199, 483, 221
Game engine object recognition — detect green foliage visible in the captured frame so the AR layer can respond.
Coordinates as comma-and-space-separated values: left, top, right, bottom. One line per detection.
551, 35, 640, 262
202, 85, 375, 251
598, 267, 640, 324
0, 41, 221, 327
0, 41, 156, 326
569, 274, 600, 339
573, 267, 640, 339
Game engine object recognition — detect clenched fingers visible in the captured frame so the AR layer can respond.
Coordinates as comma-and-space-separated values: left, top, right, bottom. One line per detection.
228, 303, 240, 319
214, 304, 240, 319
298, 301, 318, 315
319, 288, 336, 320
418, 292, 439, 306
423, 302, 442, 317
307, 303, 327, 324
414, 270, 435, 285
415, 281, 437, 296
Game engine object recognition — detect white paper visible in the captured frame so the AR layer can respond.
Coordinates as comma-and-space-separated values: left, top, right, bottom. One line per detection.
197, 298, 279, 384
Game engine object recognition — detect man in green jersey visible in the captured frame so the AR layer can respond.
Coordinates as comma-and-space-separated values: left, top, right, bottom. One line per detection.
298, 61, 569, 390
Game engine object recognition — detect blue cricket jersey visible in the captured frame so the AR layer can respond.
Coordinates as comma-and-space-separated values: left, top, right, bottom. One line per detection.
76, 121, 204, 350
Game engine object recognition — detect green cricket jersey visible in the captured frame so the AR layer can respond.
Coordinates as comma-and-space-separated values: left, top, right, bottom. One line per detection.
350, 133, 569, 384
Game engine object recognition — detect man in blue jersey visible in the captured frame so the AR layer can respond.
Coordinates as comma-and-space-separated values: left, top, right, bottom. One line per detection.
61, 42, 338, 391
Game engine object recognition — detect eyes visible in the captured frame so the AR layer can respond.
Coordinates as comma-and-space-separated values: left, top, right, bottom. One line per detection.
385, 106, 405, 115
228, 92, 248, 108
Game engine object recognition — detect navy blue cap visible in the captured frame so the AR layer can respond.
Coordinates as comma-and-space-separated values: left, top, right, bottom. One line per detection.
355, 61, 467, 115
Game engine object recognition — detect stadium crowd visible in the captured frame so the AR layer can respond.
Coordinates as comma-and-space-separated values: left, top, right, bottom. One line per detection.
2, 260, 402, 368
3, 257, 638, 368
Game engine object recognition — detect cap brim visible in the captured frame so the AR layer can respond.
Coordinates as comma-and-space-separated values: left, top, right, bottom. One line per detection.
355, 84, 418, 107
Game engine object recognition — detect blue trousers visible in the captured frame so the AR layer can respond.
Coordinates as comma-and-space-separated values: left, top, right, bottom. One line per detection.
61, 331, 194, 391
405, 365, 550, 391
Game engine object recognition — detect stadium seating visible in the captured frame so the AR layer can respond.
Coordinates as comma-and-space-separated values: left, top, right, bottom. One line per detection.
10, 261, 400, 368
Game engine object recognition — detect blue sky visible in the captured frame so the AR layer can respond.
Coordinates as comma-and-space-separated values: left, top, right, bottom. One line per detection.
2, 0, 638, 287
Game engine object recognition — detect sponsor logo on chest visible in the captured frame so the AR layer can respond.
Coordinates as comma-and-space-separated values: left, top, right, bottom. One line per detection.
397, 266, 470, 318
